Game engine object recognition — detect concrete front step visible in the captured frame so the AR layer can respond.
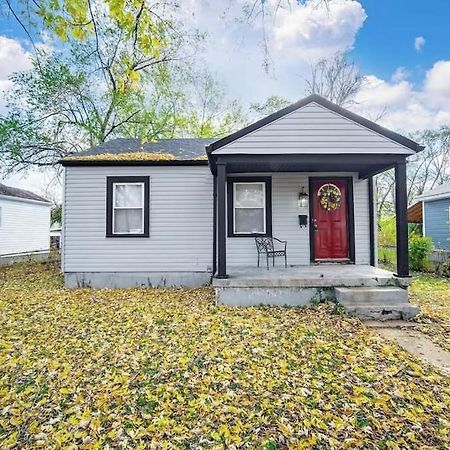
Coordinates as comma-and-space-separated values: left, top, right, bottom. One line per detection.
335, 287, 408, 305
335, 287, 420, 320
214, 284, 420, 321
343, 304, 420, 321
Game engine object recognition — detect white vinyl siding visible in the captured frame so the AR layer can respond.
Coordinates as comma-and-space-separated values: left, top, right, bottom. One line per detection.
0, 197, 51, 256
226, 172, 371, 266
63, 166, 213, 272
64, 168, 372, 273
215, 102, 414, 155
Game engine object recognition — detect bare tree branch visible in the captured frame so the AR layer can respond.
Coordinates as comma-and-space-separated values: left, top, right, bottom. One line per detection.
305, 52, 362, 107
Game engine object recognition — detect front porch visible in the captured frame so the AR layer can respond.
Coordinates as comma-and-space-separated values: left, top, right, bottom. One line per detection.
212, 159, 410, 281
206, 95, 424, 318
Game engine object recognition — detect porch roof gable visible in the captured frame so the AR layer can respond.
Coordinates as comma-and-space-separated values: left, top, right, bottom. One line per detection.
207, 94, 424, 156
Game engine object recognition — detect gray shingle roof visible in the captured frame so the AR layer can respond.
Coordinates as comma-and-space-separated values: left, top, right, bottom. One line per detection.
415, 182, 450, 202
0, 182, 51, 203
73, 138, 215, 159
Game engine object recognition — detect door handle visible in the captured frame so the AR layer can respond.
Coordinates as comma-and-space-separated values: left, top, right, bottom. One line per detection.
313, 219, 318, 231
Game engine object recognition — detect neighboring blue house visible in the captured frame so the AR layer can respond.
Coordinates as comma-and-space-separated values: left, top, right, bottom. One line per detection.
408, 182, 450, 250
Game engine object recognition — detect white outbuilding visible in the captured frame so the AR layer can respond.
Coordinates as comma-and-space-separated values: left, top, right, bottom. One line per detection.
0, 182, 52, 265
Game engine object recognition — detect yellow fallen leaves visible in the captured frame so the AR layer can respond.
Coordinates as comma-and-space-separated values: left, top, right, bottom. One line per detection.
0, 258, 449, 449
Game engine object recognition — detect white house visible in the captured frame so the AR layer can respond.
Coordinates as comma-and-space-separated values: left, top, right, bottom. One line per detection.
0, 182, 52, 264
60, 95, 423, 319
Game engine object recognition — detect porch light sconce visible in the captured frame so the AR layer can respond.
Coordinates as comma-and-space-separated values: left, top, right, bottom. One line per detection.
298, 187, 308, 209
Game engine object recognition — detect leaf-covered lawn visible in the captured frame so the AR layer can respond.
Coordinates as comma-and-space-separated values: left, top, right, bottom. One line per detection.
410, 274, 450, 352
0, 260, 449, 449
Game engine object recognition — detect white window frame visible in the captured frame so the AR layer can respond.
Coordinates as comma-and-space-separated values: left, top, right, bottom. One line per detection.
233, 182, 266, 235
112, 182, 145, 235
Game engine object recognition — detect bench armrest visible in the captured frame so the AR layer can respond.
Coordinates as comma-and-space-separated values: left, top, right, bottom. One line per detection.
272, 237, 287, 250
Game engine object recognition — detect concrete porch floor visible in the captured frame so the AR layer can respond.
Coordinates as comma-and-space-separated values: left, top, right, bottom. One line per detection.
213, 264, 410, 289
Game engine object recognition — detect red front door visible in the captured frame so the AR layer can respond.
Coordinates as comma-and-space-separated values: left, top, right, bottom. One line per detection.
312, 179, 349, 260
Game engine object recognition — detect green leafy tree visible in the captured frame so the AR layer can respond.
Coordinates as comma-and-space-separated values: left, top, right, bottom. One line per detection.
0, 0, 199, 171
0, 49, 246, 172
5, 0, 181, 63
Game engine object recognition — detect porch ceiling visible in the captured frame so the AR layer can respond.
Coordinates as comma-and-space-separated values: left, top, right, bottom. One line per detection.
210, 154, 406, 178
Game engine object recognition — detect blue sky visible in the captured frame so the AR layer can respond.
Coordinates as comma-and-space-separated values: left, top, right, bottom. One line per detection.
352, 0, 450, 85
1, 0, 450, 193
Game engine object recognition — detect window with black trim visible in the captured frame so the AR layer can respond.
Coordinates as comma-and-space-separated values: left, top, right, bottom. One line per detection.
106, 176, 149, 237
227, 177, 272, 237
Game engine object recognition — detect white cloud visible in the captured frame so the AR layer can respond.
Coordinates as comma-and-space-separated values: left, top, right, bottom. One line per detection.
414, 36, 425, 52
391, 66, 409, 83
0, 36, 32, 79
177, 0, 368, 105
424, 60, 450, 106
355, 75, 412, 109
353, 61, 450, 132
271, 0, 367, 62
0, 36, 32, 110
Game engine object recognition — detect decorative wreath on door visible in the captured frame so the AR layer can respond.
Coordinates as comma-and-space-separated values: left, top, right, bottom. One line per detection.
318, 183, 341, 211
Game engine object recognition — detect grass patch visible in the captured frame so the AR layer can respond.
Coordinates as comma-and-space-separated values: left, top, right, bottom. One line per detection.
378, 246, 396, 271
410, 274, 450, 352
0, 259, 449, 448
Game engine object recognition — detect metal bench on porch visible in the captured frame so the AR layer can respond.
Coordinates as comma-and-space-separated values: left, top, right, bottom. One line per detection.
255, 237, 287, 270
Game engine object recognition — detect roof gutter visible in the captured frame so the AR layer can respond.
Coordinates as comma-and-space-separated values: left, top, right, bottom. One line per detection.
414, 192, 450, 203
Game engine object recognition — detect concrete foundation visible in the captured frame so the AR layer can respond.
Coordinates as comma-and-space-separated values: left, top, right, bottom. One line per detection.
0, 250, 49, 266
216, 287, 334, 307
64, 272, 212, 288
